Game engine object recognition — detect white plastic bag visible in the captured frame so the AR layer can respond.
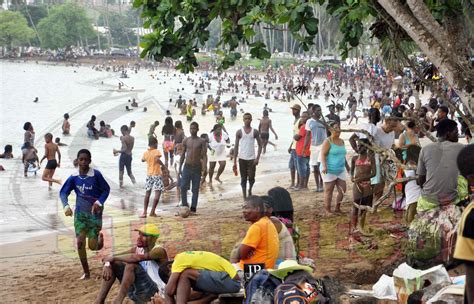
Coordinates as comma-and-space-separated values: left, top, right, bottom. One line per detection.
393, 263, 450, 304
372, 274, 397, 300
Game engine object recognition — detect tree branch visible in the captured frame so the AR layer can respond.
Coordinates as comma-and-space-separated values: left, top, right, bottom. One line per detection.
377, 0, 472, 115
353, 176, 418, 212
406, 0, 448, 48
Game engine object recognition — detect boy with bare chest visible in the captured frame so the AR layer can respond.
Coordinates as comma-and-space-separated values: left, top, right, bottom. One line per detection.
258, 110, 278, 154
40, 133, 62, 189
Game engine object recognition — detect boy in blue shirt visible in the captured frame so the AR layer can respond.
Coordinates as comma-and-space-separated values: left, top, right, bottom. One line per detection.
60, 149, 110, 279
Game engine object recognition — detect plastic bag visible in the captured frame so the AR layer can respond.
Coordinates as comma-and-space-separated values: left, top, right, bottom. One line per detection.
393, 263, 450, 304
372, 274, 397, 300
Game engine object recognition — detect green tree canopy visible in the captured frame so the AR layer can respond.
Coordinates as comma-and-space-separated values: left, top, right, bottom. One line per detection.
37, 3, 96, 49
15, 4, 48, 29
0, 10, 35, 49
134, 0, 320, 73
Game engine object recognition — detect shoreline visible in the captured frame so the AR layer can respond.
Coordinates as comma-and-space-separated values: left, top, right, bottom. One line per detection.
2, 58, 465, 303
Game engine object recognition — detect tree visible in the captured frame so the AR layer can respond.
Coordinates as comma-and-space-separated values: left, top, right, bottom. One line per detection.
12, 4, 48, 46
134, 0, 319, 73
135, 0, 473, 114
0, 11, 35, 50
15, 4, 48, 29
37, 3, 96, 49
97, 11, 137, 48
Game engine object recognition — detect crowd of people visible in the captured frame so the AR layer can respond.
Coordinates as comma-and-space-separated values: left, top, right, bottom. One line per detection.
2, 57, 473, 303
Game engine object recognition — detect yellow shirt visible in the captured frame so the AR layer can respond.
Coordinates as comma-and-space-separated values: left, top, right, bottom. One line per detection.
239, 216, 279, 270
291, 118, 301, 149
454, 200, 474, 262
142, 148, 162, 176
171, 251, 237, 278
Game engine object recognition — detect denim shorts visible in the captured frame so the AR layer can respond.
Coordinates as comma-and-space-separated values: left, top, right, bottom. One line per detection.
296, 156, 310, 177
194, 270, 240, 294
115, 263, 158, 303
288, 149, 297, 170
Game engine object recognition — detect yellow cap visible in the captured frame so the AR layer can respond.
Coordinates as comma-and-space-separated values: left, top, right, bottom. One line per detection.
135, 224, 160, 237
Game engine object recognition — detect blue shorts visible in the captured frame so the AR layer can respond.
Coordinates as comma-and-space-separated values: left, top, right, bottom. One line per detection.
115, 263, 158, 303
288, 149, 297, 170
195, 270, 240, 294
296, 156, 310, 177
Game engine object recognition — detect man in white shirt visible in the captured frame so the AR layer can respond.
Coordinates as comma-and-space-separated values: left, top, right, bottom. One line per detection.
304, 104, 327, 192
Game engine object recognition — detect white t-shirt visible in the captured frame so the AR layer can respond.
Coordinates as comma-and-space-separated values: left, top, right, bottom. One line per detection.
208, 131, 229, 161
357, 123, 377, 139
404, 169, 421, 206
136, 246, 166, 296
373, 126, 395, 149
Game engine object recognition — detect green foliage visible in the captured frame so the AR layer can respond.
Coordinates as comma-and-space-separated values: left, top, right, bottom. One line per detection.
134, 0, 319, 73
15, 5, 48, 29
133, 0, 469, 73
326, 0, 378, 59
0, 10, 35, 49
37, 3, 96, 49
425, 0, 463, 23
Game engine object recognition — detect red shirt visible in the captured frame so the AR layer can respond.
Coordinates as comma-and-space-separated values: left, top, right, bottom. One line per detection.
296, 125, 310, 157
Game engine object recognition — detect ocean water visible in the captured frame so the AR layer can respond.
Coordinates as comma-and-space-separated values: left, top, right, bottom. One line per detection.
1, 60, 317, 247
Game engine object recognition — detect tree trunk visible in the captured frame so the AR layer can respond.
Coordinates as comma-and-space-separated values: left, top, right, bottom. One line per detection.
259, 23, 268, 48
318, 6, 322, 55
24, 4, 41, 45
377, 0, 473, 114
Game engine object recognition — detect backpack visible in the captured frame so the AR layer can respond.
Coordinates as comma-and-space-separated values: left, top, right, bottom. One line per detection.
274, 283, 308, 304
245, 270, 282, 304
281, 271, 331, 303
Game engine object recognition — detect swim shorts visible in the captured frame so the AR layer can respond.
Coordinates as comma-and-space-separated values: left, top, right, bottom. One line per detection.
74, 212, 102, 239
45, 159, 58, 170
260, 133, 270, 140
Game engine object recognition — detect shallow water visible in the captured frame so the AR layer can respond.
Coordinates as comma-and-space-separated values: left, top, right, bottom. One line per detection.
2, 61, 341, 247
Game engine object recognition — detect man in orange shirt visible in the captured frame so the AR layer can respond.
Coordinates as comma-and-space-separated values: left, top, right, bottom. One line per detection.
141, 137, 165, 218
235, 196, 279, 270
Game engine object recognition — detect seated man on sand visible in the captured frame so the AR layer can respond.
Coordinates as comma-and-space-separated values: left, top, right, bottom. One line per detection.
95, 224, 168, 304
230, 195, 279, 270
161, 251, 241, 304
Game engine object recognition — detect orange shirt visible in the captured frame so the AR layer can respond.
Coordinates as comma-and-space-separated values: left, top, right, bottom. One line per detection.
239, 216, 279, 270
142, 148, 162, 176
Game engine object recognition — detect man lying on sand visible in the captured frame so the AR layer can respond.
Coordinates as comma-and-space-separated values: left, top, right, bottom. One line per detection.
157, 251, 241, 304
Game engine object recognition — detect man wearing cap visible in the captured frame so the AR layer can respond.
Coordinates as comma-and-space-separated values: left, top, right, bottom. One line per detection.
288, 104, 301, 189
161, 251, 241, 304
95, 224, 168, 304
